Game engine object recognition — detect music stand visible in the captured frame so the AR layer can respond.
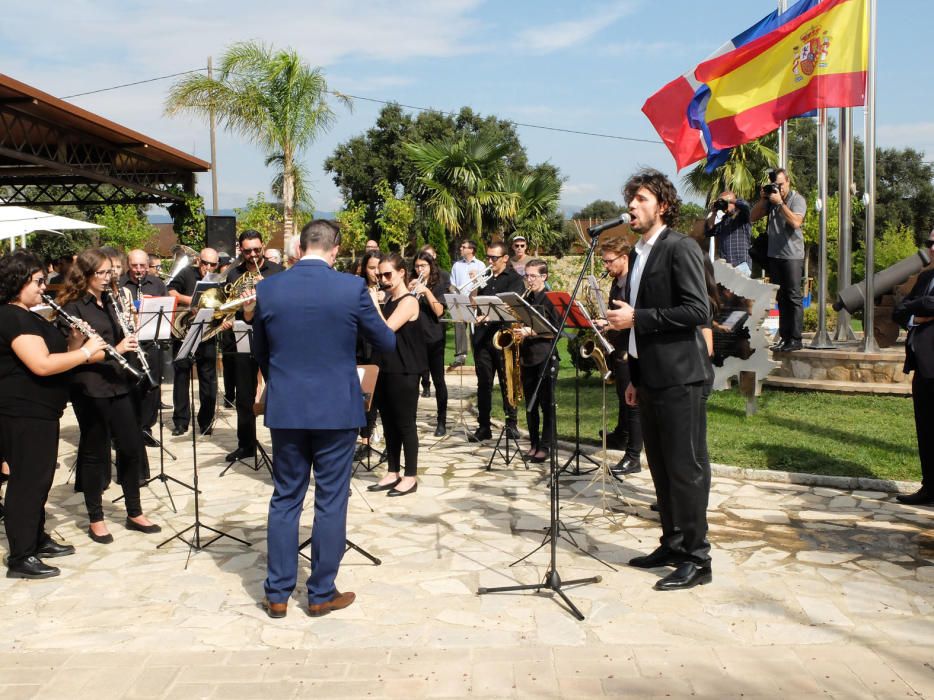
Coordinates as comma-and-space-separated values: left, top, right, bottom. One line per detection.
430, 293, 478, 448
546, 291, 601, 476
300, 364, 381, 566
158, 311, 250, 557
220, 322, 272, 477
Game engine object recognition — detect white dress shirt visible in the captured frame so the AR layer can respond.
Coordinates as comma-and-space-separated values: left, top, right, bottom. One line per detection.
627, 226, 666, 359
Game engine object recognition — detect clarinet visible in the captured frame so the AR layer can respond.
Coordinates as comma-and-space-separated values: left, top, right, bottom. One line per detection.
108, 286, 157, 389
42, 294, 145, 384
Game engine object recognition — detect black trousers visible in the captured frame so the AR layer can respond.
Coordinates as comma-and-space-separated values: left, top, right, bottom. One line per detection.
522, 357, 556, 449
1, 416, 58, 563
473, 338, 517, 430
72, 393, 143, 522
769, 257, 804, 342
913, 374, 934, 492
172, 340, 217, 432
232, 353, 260, 450
375, 373, 420, 477
425, 337, 448, 424
137, 341, 161, 430
638, 381, 711, 564
612, 356, 643, 460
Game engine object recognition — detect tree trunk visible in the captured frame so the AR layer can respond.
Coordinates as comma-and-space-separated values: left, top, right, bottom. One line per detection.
282, 149, 295, 251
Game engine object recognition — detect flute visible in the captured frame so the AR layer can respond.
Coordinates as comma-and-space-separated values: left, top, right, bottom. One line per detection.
42, 294, 145, 383
107, 287, 156, 389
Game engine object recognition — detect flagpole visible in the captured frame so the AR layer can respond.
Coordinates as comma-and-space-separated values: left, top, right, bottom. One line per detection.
834, 107, 857, 342
777, 0, 789, 167
811, 108, 834, 348
861, 0, 879, 353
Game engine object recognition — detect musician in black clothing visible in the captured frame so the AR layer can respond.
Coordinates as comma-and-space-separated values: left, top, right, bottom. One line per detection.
223, 230, 284, 462
469, 241, 526, 442
409, 252, 449, 437
57, 248, 161, 544
518, 259, 559, 463
120, 249, 168, 444
167, 247, 219, 437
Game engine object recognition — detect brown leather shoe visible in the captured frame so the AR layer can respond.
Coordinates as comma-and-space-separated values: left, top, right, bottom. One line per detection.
262, 597, 288, 619
307, 591, 355, 617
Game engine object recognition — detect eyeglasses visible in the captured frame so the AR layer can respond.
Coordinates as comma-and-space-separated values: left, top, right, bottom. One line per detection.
201, 261, 219, 267
486, 254, 504, 261
94, 269, 114, 277
31, 277, 48, 287
601, 256, 621, 265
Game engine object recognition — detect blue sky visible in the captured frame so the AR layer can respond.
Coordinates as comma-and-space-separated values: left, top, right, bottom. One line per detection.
2, 0, 931, 212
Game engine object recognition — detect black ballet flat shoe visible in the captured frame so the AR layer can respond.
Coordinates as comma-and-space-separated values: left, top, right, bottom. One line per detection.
125, 518, 162, 534
7, 555, 60, 579
367, 478, 401, 492
388, 482, 418, 497
529, 451, 549, 464
87, 527, 114, 544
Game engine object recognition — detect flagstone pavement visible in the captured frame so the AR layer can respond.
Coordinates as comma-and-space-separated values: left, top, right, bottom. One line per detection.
0, 377, 931, 699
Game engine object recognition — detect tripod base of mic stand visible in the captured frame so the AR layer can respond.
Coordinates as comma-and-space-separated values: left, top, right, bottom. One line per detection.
560, 447, 600, 476
478, 570, 602, 622
485, 424, 527, 471
298, 537, 381, 565
157, 521, 251, 552
115, 471, 199, 514
220, 443, 273, 477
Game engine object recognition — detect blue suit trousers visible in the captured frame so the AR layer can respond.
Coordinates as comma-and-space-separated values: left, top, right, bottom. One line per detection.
264, 427, 357, 605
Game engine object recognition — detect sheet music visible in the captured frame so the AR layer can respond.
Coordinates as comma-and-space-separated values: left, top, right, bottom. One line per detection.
137, 296, 176, 341
473, 295, 518, 323
233, 320, 253, 354
444, 293, 478, 324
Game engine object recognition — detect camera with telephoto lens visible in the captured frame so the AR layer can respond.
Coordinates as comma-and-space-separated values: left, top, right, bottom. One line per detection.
762, 170, 780, 197
713, 198, 730, 212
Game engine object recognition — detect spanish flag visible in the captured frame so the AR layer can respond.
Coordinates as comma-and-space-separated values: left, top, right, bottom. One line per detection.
693, 0, 868, 152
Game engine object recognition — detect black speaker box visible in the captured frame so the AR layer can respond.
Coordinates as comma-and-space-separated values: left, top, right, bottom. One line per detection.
205, 216, 237, 257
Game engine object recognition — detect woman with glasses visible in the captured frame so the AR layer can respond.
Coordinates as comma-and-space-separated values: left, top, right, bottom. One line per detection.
0, 251, 108, 577
409, 252, 449, 436
57, 248, 161, 543
367, 253, 426, 497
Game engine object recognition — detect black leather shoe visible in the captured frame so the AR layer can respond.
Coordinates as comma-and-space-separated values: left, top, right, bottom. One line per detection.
7, 555, 60, 579
433, 422, 447, 437
37, 536, 75, 558
505, 424, 520, 440
226, 447, 252, 462
200, 426, 213, 436
171, 426, 187, 436
629, 546, 682, 569
654, 561, 712, 591
468, 428, 492, 443
649, 502, 659, 512
769, 339, 785, 350
610, 455, 642, 477
447, 356, 466, 371
782, 340, 803, 352
142, 431, 159, 448
388, 482, 418, 497
87, 527, 114, 544
895, 488, 934, 506
125, 517, 162, 534
367, 478, 401, 492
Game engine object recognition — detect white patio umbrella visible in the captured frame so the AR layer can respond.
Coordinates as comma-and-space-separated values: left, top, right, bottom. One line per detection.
0, 206, 103, 250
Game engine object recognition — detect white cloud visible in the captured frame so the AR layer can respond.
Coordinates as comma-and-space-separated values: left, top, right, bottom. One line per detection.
601, 40, 679, 57
561, 182, 600, 197
877, 122, 934, 155
515, 1, 636, 53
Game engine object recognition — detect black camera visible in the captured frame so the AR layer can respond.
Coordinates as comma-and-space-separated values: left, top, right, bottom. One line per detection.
713, 198, 730, 212
762, 169, 779, 196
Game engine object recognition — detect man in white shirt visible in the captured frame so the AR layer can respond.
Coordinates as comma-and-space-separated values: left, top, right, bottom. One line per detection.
448, 239, 485, 368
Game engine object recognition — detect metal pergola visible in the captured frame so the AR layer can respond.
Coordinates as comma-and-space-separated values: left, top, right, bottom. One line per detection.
0, 73, 209, 207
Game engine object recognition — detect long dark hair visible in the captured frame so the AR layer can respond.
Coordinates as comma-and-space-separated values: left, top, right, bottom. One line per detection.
57, 248, 109, 308
0, 250, 43, 305
412, 251, 440, 289
359, 250, 382, 283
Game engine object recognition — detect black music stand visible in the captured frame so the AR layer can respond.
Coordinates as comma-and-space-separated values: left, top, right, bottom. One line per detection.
478, 231, 611, 621
158, 311, 250, 558
430, 293, 477, 448
546, 292, 601, 476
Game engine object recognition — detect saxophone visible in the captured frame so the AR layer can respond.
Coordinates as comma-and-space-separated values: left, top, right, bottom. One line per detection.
492, 288, 530, 409
578, 276, 616, 383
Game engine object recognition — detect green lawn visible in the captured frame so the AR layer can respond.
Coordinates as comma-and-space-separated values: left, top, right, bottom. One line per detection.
444, 334, 920, 483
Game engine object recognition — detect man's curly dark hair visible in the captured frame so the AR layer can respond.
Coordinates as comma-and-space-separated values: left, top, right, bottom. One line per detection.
0, 250, 43, 305
623, 168, 681, 227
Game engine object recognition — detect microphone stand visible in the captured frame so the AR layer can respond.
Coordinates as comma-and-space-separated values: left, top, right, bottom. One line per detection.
478, 230, 613, 620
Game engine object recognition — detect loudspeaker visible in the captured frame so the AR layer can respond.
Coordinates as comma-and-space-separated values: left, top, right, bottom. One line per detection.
205, 216, 237, 257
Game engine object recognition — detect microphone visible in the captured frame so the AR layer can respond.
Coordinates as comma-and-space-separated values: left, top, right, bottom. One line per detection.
588, 214, 631, 237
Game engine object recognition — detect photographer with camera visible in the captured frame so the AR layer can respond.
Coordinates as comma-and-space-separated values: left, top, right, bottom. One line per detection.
751, 168, 807, 352
704, 191, 752, 275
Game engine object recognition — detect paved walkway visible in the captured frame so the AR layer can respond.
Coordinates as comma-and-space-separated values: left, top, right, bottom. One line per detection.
1, 377, 932, 699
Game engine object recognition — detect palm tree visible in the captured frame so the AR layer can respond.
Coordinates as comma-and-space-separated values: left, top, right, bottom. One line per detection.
682, 139, 778, 205
404, 132, 518, 240
165, 41, 349, 240
503, 168, 562, 251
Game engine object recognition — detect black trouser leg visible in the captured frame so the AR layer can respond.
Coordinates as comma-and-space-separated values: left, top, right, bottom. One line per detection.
172, 340, 192, 429
522, 358, 555, 448
1, 417, 58, 562
195, 346, 217, 433
473, 340, 495, 430
139, 342, 160, 430
426, 338, 448, 423
638, 382, 710, 564
769, 257, 804, 342
222, 353, 237, 403
913, 375, 934, 492
613, 358, 642, 459
233, 354, 258, 449
119, 388, 150, 480
376, 373, 420, 477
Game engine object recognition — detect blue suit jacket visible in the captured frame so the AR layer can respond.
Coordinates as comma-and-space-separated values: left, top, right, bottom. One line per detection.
252, 259, 396, 430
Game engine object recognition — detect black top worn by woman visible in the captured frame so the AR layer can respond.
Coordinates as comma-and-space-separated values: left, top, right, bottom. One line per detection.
0, 305, 69, 420
417, 279, 449, 345
60, 294, 130, 398
520, 289, 560, 368
373, 296, 428, 375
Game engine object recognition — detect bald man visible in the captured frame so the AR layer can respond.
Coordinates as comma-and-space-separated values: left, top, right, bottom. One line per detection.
167, 247, 219, 436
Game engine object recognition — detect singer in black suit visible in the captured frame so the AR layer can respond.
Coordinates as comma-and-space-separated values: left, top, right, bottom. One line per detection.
607, 169, 713, 591
892, 234, 934, 506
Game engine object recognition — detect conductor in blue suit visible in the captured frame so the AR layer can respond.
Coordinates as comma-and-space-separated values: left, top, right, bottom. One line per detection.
251, 220, 396, 618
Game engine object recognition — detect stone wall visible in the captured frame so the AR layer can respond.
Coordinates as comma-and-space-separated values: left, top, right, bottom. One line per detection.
772, 348, 909, 384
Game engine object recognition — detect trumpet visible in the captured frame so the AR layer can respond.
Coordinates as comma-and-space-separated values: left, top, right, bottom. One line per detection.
408, 271, 427, 298
107, 286, 157, 389
42, 294, 145, 384
455, 264, 493, 295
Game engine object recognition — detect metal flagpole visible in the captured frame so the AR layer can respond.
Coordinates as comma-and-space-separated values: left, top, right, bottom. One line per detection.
811, 108, 834, 348
861, 0, 879, 352
834, 107, 857, 341
208, 56, 219, 216
777, 0, 789, 167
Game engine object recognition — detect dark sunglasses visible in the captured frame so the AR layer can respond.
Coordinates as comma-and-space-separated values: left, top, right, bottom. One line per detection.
201, 261, 219, 267
486, 254, 504, 261
925, 240, 934, 248
379, 271, 395, 279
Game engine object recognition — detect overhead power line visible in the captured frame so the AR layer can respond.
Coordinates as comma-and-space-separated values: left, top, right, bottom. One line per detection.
59, 69, 207, 99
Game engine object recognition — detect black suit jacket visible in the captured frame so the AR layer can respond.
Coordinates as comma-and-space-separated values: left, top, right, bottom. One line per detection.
625, 228, 712, 389
893, 268, 934, 378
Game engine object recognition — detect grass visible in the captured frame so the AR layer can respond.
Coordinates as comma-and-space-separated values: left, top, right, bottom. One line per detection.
443, 334, 920, 483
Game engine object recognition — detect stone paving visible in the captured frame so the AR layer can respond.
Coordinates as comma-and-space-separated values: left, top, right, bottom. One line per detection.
0, 377, 932, 699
